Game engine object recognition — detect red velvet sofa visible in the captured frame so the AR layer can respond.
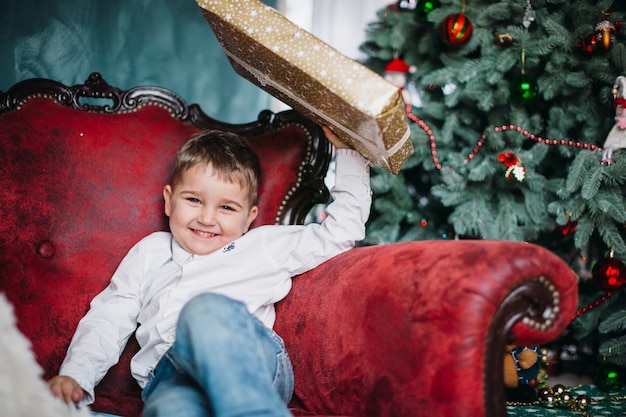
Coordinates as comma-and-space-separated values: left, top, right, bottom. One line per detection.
0, 74, 578, 417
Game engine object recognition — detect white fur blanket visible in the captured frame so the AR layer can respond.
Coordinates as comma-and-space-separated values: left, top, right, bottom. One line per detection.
0, 293, 92, 417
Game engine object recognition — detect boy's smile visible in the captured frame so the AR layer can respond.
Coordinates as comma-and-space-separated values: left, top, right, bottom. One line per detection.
163, 163, 258, 256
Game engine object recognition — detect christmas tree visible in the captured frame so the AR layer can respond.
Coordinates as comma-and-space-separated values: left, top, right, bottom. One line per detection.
359, 0, 626, 381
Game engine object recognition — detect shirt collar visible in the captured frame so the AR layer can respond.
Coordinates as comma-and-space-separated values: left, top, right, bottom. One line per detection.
171, 238, 194, 266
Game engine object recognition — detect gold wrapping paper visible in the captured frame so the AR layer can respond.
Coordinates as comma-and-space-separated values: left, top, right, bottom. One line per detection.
196, 0, 413, 174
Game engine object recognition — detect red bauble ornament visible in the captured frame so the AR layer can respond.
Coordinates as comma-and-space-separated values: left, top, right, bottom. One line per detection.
440, 13, 473, 46
592, 257, 626, 291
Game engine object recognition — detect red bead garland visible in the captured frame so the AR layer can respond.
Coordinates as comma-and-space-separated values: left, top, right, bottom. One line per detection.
571, 292, 612, 322
405, 104, 441, 169
403, 106, 604, 171
468, 125, 602, 164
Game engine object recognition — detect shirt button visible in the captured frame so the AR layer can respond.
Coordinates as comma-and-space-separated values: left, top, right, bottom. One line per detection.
166, 334, 175, 343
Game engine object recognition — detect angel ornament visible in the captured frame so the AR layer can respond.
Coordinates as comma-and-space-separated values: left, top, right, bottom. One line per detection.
602, 75, 626, 164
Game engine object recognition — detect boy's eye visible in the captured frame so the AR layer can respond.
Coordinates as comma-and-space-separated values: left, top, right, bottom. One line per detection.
220, 205, 235, 211
186, 197, 201, 204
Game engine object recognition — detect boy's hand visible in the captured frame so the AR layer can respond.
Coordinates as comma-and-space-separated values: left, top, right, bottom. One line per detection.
322, 126, 351, 150
48, 375, 85, 404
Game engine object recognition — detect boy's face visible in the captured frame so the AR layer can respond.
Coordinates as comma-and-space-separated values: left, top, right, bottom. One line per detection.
163, 163, 258, 256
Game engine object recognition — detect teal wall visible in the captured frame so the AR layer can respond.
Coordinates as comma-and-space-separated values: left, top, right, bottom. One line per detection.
0, 0, 276, 123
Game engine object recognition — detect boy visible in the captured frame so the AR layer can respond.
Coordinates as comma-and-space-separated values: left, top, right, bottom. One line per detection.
48, 126, 371, 416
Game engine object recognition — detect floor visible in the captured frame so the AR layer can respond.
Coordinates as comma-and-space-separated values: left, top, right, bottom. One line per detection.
507, 372, 625, 417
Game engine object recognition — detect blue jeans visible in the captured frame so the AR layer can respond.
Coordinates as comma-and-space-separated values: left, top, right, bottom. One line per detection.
141, 293, 294, 417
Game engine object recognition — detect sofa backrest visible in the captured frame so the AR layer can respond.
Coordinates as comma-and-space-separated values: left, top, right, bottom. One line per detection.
0, 72, 330, 416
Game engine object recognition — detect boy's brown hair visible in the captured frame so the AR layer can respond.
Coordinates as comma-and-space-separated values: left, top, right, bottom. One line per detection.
171, 130, 261, 206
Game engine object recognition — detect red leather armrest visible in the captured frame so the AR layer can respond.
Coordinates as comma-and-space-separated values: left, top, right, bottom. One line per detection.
275, 240, 577, 417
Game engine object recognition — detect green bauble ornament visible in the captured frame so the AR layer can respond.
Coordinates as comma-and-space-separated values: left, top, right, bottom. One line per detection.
415, 0, 439, 21
595, 363, 623, 392
509, 73, 539, 105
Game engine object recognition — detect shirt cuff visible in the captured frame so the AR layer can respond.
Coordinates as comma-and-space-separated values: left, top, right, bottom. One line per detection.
334, 149, 370, 178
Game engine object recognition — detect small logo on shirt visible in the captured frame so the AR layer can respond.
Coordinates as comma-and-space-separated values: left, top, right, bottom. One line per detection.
223, 242, 235, 253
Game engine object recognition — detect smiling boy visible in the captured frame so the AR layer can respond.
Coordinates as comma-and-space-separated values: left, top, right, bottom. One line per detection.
48, 127, 371, 416
163, 130, 261, 256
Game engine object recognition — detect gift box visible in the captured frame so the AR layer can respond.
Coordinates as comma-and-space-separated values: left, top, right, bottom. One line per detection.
196, 0, 413, 174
